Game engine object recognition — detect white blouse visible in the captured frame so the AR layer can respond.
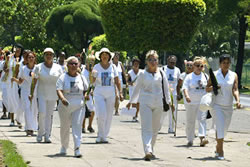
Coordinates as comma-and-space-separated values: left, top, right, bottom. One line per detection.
129, 69, 171, 106
214, 69, 236, 106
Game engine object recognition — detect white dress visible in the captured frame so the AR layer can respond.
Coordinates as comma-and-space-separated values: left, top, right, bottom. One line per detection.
213, 69, 235, 139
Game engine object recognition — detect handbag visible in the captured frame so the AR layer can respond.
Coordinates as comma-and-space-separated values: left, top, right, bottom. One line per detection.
160, 70, 169, 112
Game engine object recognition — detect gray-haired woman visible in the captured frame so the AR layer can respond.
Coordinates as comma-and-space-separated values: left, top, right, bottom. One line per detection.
56, 56, 88, 158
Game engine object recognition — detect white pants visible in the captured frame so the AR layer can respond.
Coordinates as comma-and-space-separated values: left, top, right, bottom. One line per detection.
213, 104, 233, 139
94, 92, 115, 140
160, 95, 178, 131
21, 90, 38, 131
37, 97, 56, 138
184, 104, 207, 142
140, 103, 162, 154
58, 104, 85, 149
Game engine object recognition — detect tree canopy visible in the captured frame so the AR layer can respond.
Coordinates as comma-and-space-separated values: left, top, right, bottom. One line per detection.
45, 0, 103, 52
0, 0, 75, 51
99, 0, 206, 53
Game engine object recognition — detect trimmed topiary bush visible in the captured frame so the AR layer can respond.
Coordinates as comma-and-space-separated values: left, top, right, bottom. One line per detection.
99, 0, 206, 52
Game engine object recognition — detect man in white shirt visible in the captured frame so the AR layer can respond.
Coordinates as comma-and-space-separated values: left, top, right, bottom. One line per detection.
160, 55, 180, 133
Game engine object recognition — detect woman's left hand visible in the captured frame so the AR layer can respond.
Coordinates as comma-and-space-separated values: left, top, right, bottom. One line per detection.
236, 102, 241, 109
171, 104, 175, 112
119, 93, 124, 101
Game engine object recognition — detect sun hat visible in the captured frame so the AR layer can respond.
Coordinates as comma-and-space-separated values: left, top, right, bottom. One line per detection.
43, 48, 55, 55
95, 48, 114, 60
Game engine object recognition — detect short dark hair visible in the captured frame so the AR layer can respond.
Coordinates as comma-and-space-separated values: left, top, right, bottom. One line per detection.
132, 58, 140, 65
219, 54, 231, 64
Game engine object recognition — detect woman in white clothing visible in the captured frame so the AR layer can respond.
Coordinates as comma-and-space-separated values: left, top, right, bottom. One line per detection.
127, 50, 172, 161
29, 48, 63, 143
182, 57, 208, 147
127, 58, 142, 122
112, 52, 126, 116
12, 52, 38, 136
81, 54, 95, 133
92, 48, 123, 143
56, 56, 88, 158
2, 44, 24, 126
206, 54, 241, 160
177, 60, 193, 100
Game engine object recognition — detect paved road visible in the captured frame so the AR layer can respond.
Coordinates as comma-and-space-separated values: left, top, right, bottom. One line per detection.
0, 91, 250, 167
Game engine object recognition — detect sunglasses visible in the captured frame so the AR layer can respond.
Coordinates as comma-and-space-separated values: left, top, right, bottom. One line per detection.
186, 64, 193, 67
148, 58, 158, 62
195, 64, 204, 68
68, 62, 78, 66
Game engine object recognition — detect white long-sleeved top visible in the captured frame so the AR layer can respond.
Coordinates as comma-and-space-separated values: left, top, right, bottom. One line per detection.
129, 69, 171, 106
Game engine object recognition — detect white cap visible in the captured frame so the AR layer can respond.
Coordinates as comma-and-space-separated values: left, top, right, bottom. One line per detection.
95, 48, 114, 61
43, 48, 55, 55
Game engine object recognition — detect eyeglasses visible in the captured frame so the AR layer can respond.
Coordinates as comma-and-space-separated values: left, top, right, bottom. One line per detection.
68, 62, 78, 66
186, 64, 192, 67
195, 64, 204, 68
148, 58, 158, 62
45, 53, 53, 56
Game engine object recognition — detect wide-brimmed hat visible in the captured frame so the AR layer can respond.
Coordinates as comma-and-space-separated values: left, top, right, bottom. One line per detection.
43, 48, 55, 55
95, 48, 114, 60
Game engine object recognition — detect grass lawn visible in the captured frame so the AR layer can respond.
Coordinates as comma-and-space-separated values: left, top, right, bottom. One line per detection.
0, 140, 28, 167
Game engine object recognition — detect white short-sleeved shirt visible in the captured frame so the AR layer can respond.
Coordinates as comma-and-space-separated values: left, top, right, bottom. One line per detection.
162, 66, 180, 95
82, 68, 90, 84
179, 72, 187, 81
182, 72, 208, 104
19, 65, 36, 94
128, 69, 143, 100
92, 63, 118, 89
56, 73, 88, 103
33, 63, 63, 100
113, 61, 123, 83
214, 69, 235, 106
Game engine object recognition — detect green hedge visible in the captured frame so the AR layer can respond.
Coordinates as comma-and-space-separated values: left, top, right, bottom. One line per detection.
99, 0, 206, 52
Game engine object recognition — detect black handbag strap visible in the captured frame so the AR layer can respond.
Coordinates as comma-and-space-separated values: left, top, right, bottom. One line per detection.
160, 70, 166, 100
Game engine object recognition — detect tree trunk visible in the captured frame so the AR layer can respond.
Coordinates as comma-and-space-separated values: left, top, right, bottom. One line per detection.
235, 15, 248, 89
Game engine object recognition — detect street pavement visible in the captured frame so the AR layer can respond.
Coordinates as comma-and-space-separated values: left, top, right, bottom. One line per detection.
0, 92, 250, 167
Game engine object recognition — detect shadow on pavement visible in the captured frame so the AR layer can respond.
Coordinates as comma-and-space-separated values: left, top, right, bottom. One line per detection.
81, 142, 110, 145
119, 157, 144, 161
190, 156, 231, 162
120, 121, 138, 123
45, 154, 75, 158
170, 135, 186, 138
175, 145, 200, 148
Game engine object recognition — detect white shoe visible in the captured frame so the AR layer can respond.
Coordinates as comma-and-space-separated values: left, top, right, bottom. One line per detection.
45, 137, 52, 143
74, 148, 82, 158
60, 147, 67, 155
36, 135, 43, 142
